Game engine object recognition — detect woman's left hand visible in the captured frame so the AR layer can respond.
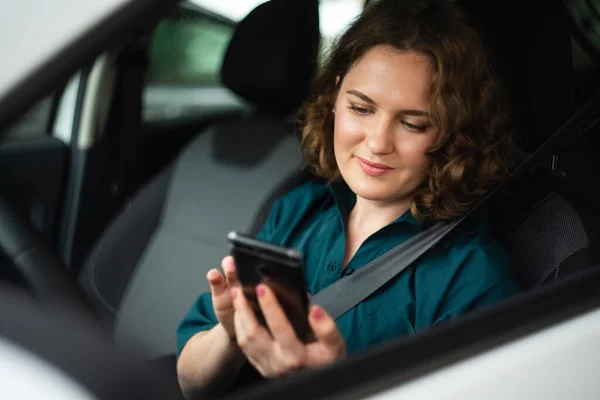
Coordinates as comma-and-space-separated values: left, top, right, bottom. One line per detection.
230, 284, 346, 378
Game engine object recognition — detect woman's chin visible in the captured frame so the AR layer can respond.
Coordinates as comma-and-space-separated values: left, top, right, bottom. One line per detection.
346, 179, 398, 202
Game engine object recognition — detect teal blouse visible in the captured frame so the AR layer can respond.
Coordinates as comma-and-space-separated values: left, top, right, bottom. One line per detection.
177, 180, 521, 355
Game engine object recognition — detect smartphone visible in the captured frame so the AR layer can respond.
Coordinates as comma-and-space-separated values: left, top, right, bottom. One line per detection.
227, 231, 314, 343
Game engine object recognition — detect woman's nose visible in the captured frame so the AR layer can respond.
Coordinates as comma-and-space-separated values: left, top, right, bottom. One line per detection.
365, 118, 394, 155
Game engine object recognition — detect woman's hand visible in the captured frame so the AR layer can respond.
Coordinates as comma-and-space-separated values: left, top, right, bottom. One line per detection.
207, 256, 240, 339
231, 284, 346, 378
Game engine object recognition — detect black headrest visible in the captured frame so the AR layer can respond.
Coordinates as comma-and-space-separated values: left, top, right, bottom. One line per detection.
220, 0, 320, 115
460, 0, 574, 153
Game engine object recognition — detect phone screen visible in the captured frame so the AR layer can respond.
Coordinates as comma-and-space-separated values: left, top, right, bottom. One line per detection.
228, 232, 314, 343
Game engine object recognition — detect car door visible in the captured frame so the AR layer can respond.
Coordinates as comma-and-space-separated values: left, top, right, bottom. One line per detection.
0, 74, 82, 249
0, 2, 245, 269
58, 3, 249, 271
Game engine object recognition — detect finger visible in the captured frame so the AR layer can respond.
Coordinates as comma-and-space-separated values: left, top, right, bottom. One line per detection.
257, 284, 302, 350
231, 288, 275, 366
234, 311, 270, 377
207, 269, 227, 296
232, 287, 273, 351
307, 292, 312, 301
222, 256, 239, 285
308, 306, 344, 349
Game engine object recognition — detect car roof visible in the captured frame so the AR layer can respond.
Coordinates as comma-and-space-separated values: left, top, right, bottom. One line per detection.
0, 0, 174, 133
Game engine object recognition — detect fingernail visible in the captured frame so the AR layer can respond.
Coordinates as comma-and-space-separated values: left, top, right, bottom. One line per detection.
230, 288, 237, 300
256, 285, 266, 298
312, 307, 324, 321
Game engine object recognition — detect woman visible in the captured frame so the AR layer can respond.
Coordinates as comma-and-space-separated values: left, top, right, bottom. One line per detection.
176, 0, 522, 395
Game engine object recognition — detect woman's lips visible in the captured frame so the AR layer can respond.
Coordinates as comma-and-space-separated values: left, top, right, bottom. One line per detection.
356, 156, 393, 177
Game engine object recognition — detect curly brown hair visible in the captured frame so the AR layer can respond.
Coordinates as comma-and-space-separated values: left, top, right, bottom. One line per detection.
298, 0, 521, 222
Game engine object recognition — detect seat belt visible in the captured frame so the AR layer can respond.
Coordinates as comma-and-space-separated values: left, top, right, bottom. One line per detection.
311, 89, 600, 320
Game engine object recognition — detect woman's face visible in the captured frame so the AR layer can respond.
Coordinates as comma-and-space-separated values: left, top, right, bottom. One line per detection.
333, 45, 436, 205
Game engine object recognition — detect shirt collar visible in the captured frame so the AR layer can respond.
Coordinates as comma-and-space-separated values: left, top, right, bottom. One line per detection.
328, 180, 423, 230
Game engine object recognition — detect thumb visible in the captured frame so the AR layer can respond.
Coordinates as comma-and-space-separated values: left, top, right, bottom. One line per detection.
308, 306, 343, 348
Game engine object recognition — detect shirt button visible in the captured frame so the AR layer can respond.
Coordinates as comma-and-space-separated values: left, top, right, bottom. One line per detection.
329, 263, 336, 272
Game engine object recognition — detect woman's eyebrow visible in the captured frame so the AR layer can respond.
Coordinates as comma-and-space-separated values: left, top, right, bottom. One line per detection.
347, 89, 429, 117
347, 89, 377, 105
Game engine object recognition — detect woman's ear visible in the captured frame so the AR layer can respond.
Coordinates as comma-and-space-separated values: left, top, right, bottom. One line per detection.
332, 76, 341, 114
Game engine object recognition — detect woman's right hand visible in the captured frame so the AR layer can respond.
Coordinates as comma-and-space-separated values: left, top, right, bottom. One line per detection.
207, 256, 240, 340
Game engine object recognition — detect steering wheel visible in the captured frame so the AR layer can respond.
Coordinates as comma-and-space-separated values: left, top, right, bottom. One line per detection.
0, 197, 94, 317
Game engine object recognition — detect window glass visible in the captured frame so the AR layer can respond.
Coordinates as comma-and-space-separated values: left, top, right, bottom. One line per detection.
0, 96, 53, 142
143, 7, 237, 123
318, 0, 365, 60
565, 0, 600, 105
146, 12, 234, 87
190, 0, 268, 22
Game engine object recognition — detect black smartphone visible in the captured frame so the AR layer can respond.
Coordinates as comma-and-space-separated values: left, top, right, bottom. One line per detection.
227, 231, 314, 343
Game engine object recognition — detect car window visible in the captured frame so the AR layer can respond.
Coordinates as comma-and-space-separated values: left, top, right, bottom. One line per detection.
143, 0, 365, 124
0, 73, 82, 144
143, 6, 236, 123
318, 0, 366, 60
146, 10, 233, 87
0, 96, 54, 142
566, 0, 600, 106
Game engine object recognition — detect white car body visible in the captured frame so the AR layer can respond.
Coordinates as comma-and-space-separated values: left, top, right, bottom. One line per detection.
0, 0, 598, 399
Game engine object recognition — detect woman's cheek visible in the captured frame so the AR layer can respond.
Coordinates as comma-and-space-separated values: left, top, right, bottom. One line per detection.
335, 112, 367, 148
396, 134, 432, 167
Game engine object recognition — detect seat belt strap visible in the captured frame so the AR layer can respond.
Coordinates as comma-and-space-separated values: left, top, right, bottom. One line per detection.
311, 219, 459, 320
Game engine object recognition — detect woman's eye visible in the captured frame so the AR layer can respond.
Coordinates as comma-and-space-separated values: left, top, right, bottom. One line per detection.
348, 105, 371, 115
402, 121, 428, 132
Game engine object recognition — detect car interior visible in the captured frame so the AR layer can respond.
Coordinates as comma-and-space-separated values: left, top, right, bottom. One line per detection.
1, 0, 600, 399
